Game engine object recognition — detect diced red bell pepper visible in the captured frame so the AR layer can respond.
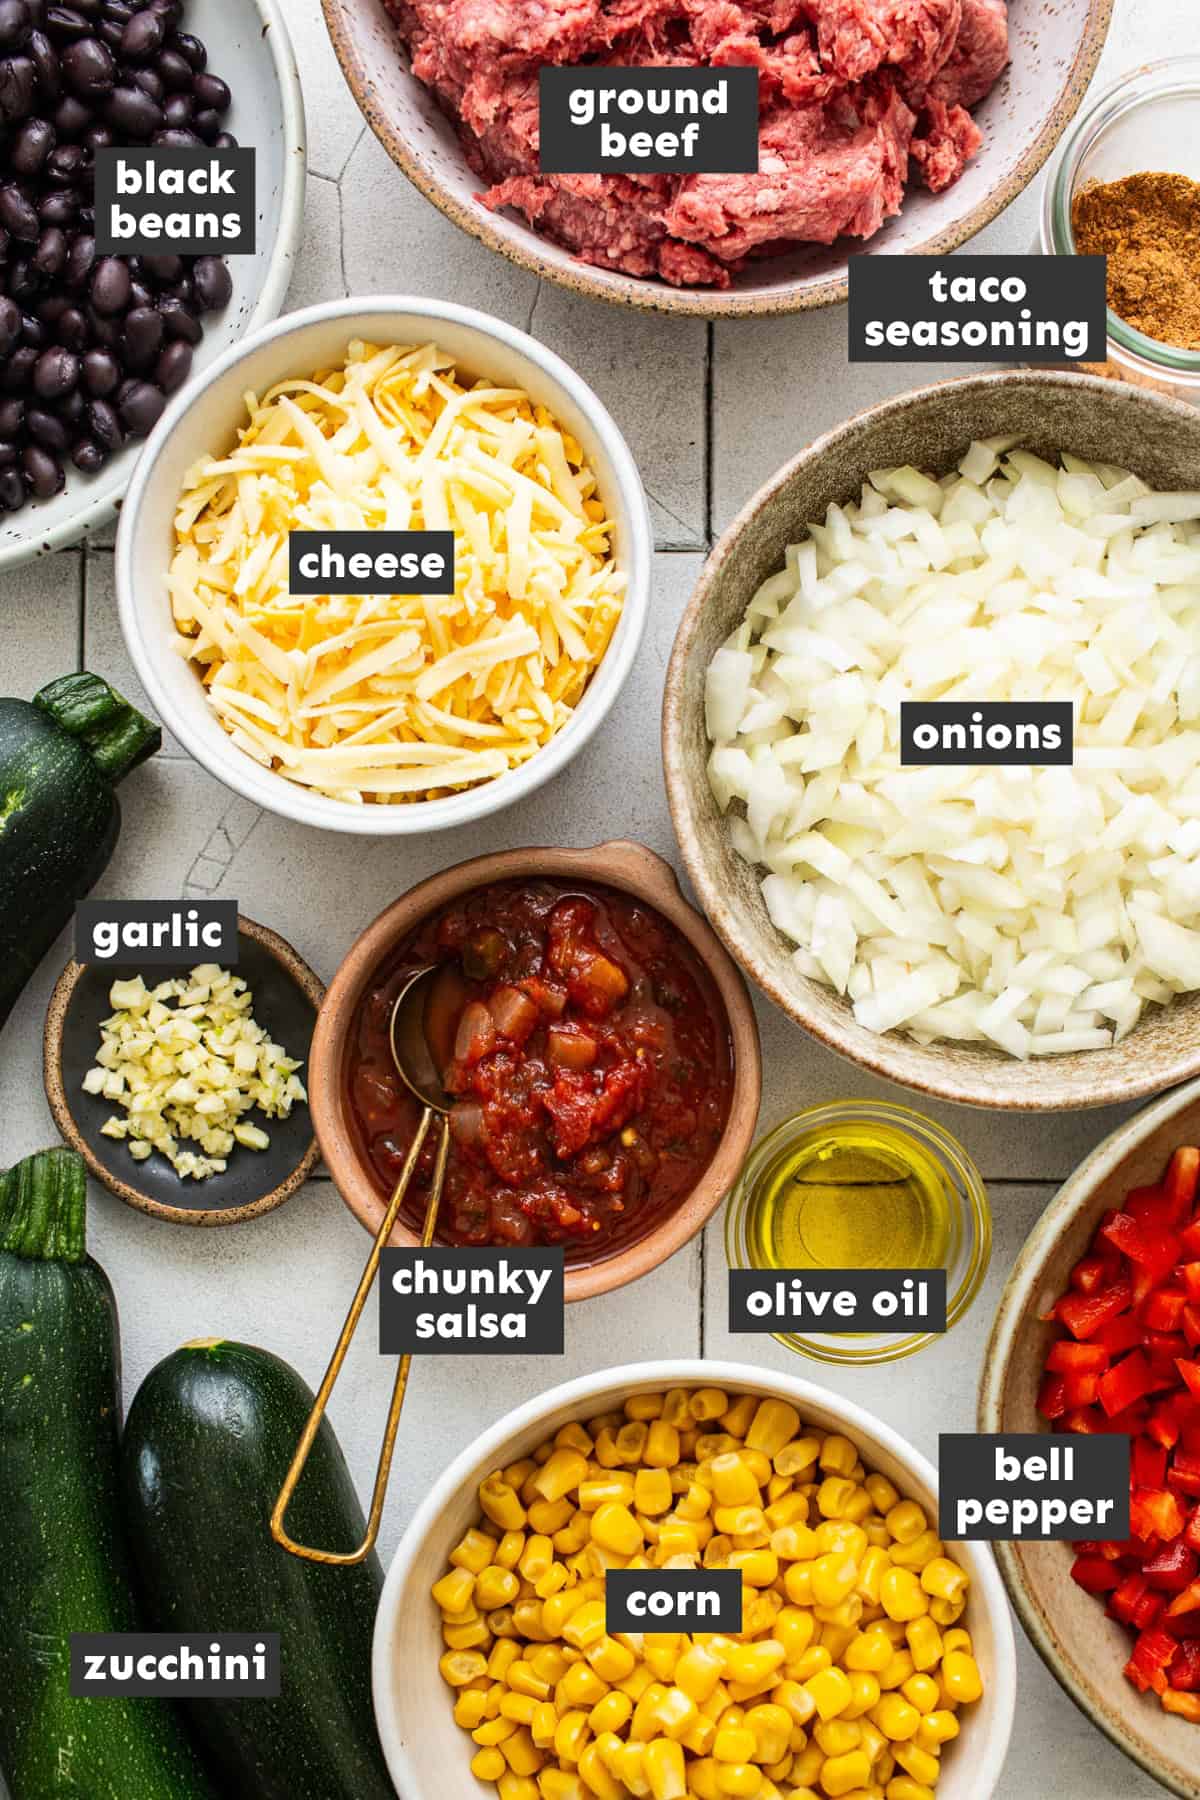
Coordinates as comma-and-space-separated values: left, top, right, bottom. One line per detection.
1134, 1438, 1169, 1488
1099, 1351, 1167, 1418
1144, 1541, 1199, 1592
1101, 1210, 1180, 1273
1071, 1554, 1122, 1594
1111, 1572, 1150, 1625
1166, 1149, 1200, 1222
1169, 1451, 1200, 1500
1167, 1582, 1200, 1619
1148, 1395, 1197, 1450
1056, 1280, 1133, 1341
1128, 1183, 1170, 1222
1185, 1508, 1200, 1556
1047, 1339, 1110, 1375
1142, 1289, 1189, 1332
1144, 1330, 1189, 1372
1169, 1639, 1200, 1690
1132, 1488, 1188, 1544
1127, 1626, 1178, 1694
1180, 1264, 1200, 1302
1064, 1371, 1101, 1408
1183, 1304, 1200, 1350
1037, 1373, 1068, 1421
1095, 1313, 1143, 1357
1063, 1405, 1105, 1435
1135, 1591, 1167, 1631
1178, 1359, 1200, 1404
1181, 1218, 1200, 1260
1071, 1253, 1119, 1295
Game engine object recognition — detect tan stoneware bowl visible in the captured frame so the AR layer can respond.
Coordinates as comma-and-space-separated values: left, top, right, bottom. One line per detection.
664, 369, 1200, 1111
320, 0, 1112, 317
308, 841, 762, 1301
980, 1075, 1200, 1797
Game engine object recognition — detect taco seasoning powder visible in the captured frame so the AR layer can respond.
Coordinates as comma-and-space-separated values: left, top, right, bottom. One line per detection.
1072, 171, 1200, 351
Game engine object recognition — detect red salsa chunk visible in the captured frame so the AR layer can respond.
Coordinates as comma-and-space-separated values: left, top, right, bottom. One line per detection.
345, 880, 735, 1256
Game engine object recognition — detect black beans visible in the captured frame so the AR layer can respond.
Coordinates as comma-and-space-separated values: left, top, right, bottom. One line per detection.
0, 1, 33, 49
81, 345, 116, 392
156, 291, 198, 341
0, 293, 20, 352
89, 252, 127, 312
61, 33, 113, 95
11, 116, 55, 173
119, 5, 161, 58
155, 332, 187, 391
0, 53, 35, 119
0, 0, 235, 505
105, 80, 159, 134
0, 182, 38, 239
22, 441, 63, 495
33, 343, 76, 396
116, 376, 159, 433
191, 255, 229, 313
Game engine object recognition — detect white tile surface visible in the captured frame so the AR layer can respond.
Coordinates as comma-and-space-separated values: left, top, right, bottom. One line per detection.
0, 1, 1193, 1795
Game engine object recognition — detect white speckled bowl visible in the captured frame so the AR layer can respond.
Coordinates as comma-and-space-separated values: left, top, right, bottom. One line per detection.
322, 0, 1112, 316
0, 0, 306, 571
981, 1076, 1200, 1798
116, 297, 651, 835
374, 1360, 1017, 1799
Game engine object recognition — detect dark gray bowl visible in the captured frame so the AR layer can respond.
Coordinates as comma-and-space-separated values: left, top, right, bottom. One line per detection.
45, 916, 323, 1225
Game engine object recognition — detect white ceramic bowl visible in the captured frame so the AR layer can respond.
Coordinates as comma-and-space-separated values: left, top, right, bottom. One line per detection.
0, 0, 306, 570
115, 297, 652, 835
322, 0, 1112, 317
372, 1359, 1018, 1800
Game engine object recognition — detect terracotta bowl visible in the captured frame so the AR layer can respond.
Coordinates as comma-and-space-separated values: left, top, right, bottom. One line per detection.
308, 841, 762, 1301
373, 1359, 1017, 1799
320, 0, 1112, 318
980, 1076, 1200, 1797
664, 369, 1200, 1111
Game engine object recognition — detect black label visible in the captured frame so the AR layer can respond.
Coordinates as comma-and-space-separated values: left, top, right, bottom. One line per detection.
70, 1633, 279, 1698
849, 256, 1106, 363
95, 148, 256, 255
539, 68, 759, 174
75, 900, 239, 965
729, 1269, 947, 1335
379, 1249, 564, 1355
939, 1434, 1131, 1541
901, 702, 1074, 767
288, 531, 455, 597
605, 1569, 743, 1633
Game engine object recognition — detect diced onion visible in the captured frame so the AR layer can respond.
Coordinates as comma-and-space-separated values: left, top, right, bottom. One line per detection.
706, 443, 1200, 1058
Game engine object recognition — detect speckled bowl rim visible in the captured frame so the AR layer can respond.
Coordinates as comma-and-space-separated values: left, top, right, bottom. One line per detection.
43, 915, 325, 1227
320, 0, 1113, 318
979, 1074, 1200, 1800
663, 368, 1200, 1110
307, 840, 762, 1302
0, 0, 307, 571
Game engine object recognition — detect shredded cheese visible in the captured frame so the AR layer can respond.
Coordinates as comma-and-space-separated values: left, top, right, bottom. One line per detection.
169, 340, 626, 804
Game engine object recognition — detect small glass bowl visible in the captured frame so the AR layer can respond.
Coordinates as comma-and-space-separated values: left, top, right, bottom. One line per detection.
725, 1101, 992, 1366
1038, 57, 1200, 404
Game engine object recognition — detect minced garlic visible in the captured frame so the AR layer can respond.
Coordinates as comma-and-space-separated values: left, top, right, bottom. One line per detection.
83, 965, 307, 1180
168, 339, 626, 804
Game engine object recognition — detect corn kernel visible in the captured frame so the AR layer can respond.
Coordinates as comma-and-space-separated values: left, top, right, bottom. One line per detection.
880, 1570, 927, 1625
471, 1746, 507, 1780
941, 1651, 982, 1704
872, 1694, 920, 1742
804, 1666, 853, 1722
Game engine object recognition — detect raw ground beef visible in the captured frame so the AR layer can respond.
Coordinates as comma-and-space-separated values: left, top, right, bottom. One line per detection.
386, 0, 1010, 286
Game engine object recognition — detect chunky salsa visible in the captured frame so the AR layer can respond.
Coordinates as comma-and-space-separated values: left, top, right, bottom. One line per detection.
345, 879, 734, 1256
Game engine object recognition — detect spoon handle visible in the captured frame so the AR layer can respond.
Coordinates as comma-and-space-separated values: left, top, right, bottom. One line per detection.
270, 1106, 450, 1565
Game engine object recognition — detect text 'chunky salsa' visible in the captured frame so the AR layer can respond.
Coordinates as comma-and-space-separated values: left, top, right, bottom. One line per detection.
345, 880, 734, 1255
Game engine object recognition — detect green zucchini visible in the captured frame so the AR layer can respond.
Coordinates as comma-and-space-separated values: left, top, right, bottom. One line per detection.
0, 671, 160, 1031
121, 1340, 394, 1800
0, 1148, 215, 1800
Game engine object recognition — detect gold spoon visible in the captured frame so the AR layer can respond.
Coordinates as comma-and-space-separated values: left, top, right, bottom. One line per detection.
271, 966, 452, 1565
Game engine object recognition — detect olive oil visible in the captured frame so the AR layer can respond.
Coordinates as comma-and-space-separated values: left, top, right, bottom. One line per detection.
745, 1117, 954, 1274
